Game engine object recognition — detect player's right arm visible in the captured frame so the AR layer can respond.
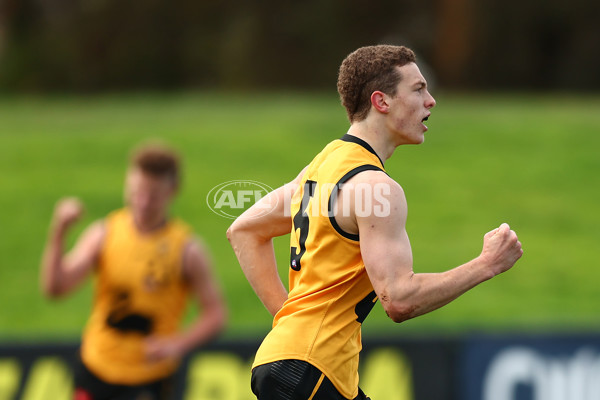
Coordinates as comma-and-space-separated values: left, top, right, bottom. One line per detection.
227, 167, 307, 316
40, 197, 105, 298
353, 171, 523, 323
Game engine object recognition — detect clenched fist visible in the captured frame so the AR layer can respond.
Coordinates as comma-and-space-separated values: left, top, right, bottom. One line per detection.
52, 197, 84, 231
480, 223, 523, 276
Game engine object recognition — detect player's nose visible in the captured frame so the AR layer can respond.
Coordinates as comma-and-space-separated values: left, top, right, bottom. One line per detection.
425, 91, 436, 109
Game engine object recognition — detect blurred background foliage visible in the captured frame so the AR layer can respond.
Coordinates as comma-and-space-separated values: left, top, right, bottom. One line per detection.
1, 0, 599, 92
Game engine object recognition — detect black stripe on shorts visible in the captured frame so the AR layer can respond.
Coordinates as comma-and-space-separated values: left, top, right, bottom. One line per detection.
251, 360, 370, 400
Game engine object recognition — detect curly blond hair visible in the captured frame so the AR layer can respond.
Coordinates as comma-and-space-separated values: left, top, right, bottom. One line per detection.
337, 45, 416, 123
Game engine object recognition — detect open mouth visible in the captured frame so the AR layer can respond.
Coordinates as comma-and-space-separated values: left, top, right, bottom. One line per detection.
421, 114, 430, 131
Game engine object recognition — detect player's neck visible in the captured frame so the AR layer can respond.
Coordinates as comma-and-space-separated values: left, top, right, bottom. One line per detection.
346, 121, 396, 162
132, 213, 168, 234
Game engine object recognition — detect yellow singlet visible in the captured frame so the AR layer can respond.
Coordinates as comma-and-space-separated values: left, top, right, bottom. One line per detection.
81, 208, 191, 385
253, 134, 386, 399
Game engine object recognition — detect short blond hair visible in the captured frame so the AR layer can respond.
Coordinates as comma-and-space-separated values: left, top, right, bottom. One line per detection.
130, 143, 180, 187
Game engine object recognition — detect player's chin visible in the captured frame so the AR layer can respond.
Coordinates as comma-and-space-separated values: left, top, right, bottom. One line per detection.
412, 133, 426, 145
417, 127, 428, 143
398, 129, 426, 145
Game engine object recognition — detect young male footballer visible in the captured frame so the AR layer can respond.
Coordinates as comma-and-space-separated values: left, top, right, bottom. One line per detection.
41, 143, 227, 400
228, 45, 523, 400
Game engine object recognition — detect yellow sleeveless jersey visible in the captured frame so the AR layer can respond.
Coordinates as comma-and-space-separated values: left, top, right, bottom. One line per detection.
81, 208, 191, 385
253, 134, 385, 399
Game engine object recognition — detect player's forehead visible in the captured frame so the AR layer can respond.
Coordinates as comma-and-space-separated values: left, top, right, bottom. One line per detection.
127, 167, 171, 190
396, 62, 427, 88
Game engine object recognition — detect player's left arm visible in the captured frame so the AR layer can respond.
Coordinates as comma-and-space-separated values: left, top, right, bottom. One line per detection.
145, 238, 227, 362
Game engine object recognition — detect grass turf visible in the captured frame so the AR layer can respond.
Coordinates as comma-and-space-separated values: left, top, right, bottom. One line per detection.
0, 91, 599, 340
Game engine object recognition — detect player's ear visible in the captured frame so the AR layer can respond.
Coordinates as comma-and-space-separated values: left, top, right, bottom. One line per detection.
371, 91, 389, 114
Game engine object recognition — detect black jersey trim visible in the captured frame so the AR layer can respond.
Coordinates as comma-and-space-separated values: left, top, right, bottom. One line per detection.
340, 134, 385, 167
328, 164, 385, 241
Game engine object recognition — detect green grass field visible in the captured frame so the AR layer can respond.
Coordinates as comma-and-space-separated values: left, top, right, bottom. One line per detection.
1, 91, 599, 341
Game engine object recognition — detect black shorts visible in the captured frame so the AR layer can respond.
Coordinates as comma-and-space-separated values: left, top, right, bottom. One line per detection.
73, 356, 174, 400
251, 359, 370, 400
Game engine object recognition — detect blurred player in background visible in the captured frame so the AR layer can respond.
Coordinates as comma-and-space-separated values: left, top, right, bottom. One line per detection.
40, 143, 227, 400
227, 45, 523, 399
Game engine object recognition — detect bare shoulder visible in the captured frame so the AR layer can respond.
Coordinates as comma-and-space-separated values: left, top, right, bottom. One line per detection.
183, 236, 208, 262
333, 169, 405, 235
348, 169, 408, 228
65, 219, 107, 269
75, 219, 106, 251
344, 169, 404, 195
182, 236, 212, 278
86, 219, 107, 239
